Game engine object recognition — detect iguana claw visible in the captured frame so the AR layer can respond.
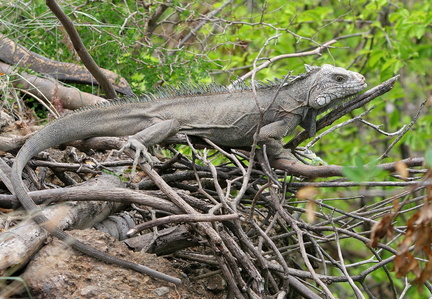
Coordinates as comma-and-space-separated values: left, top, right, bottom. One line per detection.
119, 138, 154, 179
294, 148, 328, 166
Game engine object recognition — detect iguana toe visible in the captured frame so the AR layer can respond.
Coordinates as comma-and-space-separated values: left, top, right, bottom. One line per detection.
120, 139, 154, 179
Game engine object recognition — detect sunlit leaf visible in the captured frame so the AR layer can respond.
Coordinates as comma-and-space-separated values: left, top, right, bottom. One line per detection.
395, 161, 409, 179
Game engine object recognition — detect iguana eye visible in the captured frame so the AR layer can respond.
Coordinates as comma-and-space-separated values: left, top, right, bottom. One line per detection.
335, 75, 345, 82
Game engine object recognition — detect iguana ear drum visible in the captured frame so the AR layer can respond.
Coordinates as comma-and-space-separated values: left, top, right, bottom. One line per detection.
315, 95, 331, 107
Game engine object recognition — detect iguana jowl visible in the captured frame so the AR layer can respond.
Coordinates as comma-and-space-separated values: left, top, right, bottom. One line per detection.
11, 64, 366, 284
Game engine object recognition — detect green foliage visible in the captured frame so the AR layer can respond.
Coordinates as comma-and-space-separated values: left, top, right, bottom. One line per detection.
425, 147, 432, 167
1, 0, 212, 93
342, 156, 387, 182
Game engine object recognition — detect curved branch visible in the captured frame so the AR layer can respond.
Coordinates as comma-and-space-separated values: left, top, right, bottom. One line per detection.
270, 156, 424, 178
128, 214, 239, 236
235, 39, 338, 83
46, 0, 117, 98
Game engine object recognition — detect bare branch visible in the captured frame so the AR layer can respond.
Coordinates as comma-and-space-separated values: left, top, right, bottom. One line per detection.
175, 0, 234, 49
235, 39, 338, 83
359, 119, 406, 137
0, 62, 106, 111
46, 0, 117, 98
127, 213, 239, 236
378, 99, 428, 160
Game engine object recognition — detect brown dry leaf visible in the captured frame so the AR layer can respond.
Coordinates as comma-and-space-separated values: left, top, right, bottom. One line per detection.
393, 185, 432, 285
398, 211, 420, 254
413, 252, 432, 286
297, 186, 319, 223
394, 252, 421, 278
305, 200, 316, 223
416, 201, 432, 224
393, 197, 400, 212
368, 213, 394, 248
412, 203, 432, 254
395, 161, 409, 179
296, 186, 318, 200
412, 225, 431, 254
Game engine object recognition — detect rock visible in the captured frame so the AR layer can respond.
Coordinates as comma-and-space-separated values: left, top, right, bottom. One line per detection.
154, 287, 170, 296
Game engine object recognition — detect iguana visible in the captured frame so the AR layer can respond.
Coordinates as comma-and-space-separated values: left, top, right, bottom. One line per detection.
10, 64, 366, 284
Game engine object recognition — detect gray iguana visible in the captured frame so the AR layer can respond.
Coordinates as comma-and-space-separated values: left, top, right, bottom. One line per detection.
10, 64, 366, 284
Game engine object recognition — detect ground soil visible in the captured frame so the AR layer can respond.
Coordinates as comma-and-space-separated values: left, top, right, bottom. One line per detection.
22, 229, 226, 299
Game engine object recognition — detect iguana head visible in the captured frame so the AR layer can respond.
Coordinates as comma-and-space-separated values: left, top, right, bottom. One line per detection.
305, 64, 367, 110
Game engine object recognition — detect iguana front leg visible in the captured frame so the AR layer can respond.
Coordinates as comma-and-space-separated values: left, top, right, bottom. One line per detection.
258, 117, 334, 177
257, 117, 301, 160
120, 119, 180, 176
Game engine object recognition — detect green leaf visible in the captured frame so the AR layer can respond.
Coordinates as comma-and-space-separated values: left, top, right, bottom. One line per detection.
131, 73, 145, 81
369, 52, 384, 67
425, 148, 432, 167
342, 165, 364, 182
389, 8, 410, 23
413, 26, 426, 39
343, 157, 387, 182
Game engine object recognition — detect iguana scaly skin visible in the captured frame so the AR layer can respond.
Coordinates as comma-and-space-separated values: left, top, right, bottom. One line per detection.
11, 64, 366, 284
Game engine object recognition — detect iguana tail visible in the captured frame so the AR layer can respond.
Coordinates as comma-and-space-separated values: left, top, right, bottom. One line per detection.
10, 113, 181, 285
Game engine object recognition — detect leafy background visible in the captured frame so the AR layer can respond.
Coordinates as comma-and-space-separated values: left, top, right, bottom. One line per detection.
1, 0, 431, 297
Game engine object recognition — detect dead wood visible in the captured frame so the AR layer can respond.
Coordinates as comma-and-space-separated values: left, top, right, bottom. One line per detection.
0, 135, 32, 153
0, 186, 183, 213
127, 213, 240, 236
0, 173, 124, 276
0, 33, 132, 95
269, 155, 425, 178
0, 62, 106, 110
0, 158, 14, 193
